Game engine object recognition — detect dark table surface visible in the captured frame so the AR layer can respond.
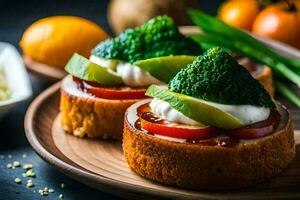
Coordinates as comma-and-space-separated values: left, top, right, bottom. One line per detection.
0, 1, 228, 199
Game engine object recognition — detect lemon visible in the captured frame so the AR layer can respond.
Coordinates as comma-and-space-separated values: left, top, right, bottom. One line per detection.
20, 16, 109, 68
134, 55, 196, 83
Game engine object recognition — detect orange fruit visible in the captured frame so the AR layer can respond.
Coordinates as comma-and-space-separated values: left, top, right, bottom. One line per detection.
218, 0, 260, 31
252, 1, 300, 49
20, 16, 109, 68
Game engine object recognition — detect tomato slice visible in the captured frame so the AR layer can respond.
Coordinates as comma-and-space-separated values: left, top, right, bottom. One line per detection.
139, 112, 218, 140
72, 76, 146, 100
137, 103, 281, 141
227, 110, 280, 139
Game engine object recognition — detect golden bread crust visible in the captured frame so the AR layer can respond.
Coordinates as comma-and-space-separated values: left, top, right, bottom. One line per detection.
60, 87, 138, 139
123, 106, 295, 189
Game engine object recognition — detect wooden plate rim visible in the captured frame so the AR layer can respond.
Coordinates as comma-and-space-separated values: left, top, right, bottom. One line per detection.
23, 55, 66, 81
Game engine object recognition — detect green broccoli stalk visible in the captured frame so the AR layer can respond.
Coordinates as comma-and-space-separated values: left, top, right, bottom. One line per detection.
91, 16, 202, 63
168, 47, 275, 108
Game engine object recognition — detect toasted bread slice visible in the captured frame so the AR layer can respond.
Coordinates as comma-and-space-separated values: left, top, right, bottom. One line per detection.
60, 75, 140, 139
123, 100, 295, 189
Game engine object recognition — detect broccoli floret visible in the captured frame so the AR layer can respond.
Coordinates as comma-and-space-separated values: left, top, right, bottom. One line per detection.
92, 16, 202, 63
168, 47, 275, 108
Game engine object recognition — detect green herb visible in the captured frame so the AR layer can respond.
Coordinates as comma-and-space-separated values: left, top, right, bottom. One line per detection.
275, 81, 300, 108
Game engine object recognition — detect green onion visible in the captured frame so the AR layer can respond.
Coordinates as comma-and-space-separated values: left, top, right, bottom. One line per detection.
275, 81, 300, 108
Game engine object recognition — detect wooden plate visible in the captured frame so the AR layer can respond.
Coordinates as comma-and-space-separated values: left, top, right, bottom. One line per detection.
24, 82, 300, 200
23, 55, 66, 81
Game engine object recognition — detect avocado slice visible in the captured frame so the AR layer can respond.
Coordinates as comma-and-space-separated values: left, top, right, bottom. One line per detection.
134, 55, 196, 83
146, 85, 243, 129
65, 53, 123, 86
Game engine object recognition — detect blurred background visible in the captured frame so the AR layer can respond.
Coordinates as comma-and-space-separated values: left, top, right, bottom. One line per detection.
0, 0, 300, 199
1, 0, 223, 49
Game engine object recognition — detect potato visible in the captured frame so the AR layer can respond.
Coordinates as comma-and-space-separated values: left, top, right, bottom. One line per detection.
108, 0, 199, 34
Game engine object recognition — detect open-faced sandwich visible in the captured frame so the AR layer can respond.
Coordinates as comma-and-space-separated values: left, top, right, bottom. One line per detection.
59, 16, 202, 139
123, 47, 295, 189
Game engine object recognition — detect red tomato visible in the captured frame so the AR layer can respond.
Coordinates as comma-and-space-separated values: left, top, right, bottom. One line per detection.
139, 112, 218, 140
73, 76, 146, 100
252, 1, 300, 49
227, 110, 280, 139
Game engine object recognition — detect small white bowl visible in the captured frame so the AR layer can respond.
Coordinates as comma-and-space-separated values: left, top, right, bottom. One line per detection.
0, 42, 32, 119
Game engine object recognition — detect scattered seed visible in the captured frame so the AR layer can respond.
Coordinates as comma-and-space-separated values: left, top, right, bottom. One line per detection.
13, 161, 21, 167
22, 154, 27, 158
6, 163, 12, 168
38, 189, 48, 196
0, 155, 4, 159
23, 164, 33, 170
25, 169, 36, 177
22, 173, 26, 177
26, 182, 34, 188
60, 183, 65, 189
27, 179, 33, 183
8, 154, 12, 159
48, 188, 55, 193
14, 178, 22, 184
59, 194, 64, 199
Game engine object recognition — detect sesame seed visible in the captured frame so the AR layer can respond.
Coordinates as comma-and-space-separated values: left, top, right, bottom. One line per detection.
13, 161, 21, 167
48, 188, 55, 193
59, 194, 64, 199
22, 154, 27, 158
25, 169, 36, 177
6, 163, 12, 168
0, 155, 4, 159
60, 183, 65, 189
8, 154, 12, 159
26, 182, 34, 188
23, 164, 33, 170
14, 178, 22, 184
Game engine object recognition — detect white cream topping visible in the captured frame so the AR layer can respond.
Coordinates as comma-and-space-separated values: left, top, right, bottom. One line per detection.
150, 97, 270, 126
149, 98, 202, 126
89, 55, 163, 87
126, 99, 284, 144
